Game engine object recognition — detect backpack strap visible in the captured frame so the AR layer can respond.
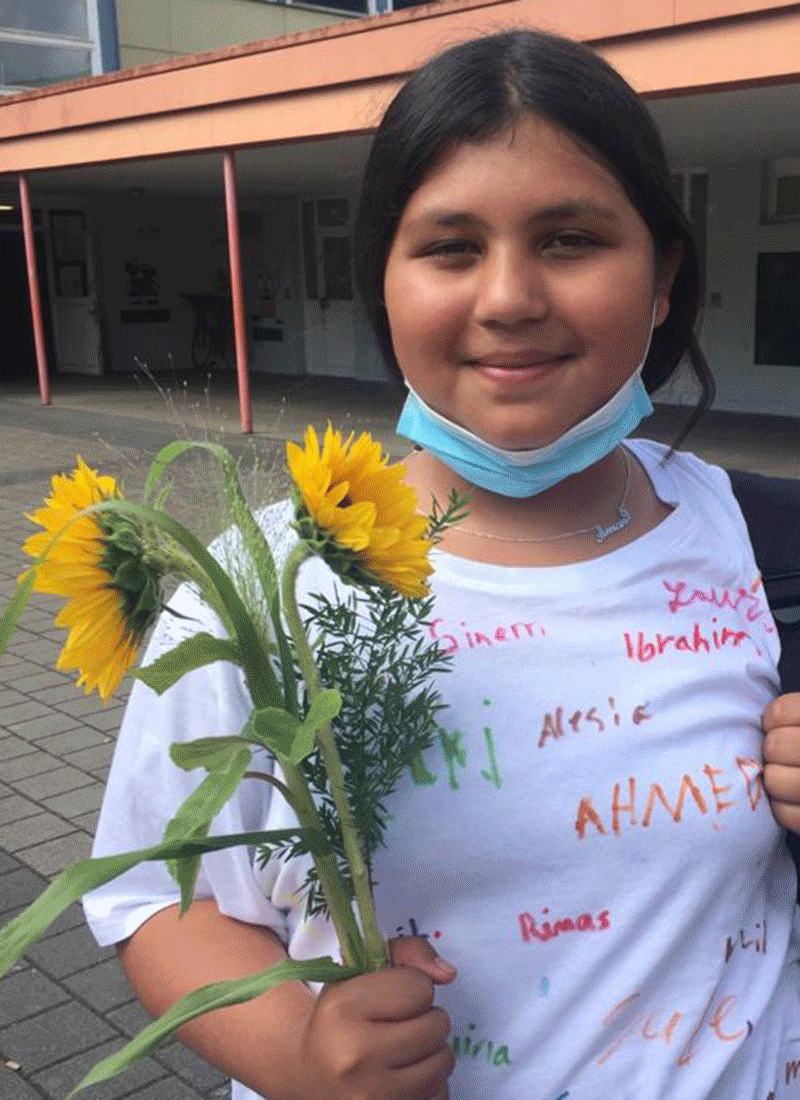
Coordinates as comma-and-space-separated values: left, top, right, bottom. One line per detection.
727, 468, 800, 901
727, 468, 800, 692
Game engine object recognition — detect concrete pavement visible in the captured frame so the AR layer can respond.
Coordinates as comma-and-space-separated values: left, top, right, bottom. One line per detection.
0, 370, 798, 1100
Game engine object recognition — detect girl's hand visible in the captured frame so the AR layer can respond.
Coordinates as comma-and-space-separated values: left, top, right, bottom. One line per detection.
298, 936, 457, 1100
763, 693, 800, 833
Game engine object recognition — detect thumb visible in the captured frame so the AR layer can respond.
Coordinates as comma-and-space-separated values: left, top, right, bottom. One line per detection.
389, 935, 458, 985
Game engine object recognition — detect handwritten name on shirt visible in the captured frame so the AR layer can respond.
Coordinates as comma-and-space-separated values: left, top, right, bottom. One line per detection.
574, 757, 763, 839
598, 988, 751, 1067
519, 906, 611, 944
428, 617, 545, 655
662, 577, 770, 624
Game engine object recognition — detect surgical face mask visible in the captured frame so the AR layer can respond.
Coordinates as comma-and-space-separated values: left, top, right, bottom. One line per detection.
395, 303, 659, 498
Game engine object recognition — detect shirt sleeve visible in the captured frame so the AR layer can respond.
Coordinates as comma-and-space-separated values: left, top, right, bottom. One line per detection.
82, 574, 286, 947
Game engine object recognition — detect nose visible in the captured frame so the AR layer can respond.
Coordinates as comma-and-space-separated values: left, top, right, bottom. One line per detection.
473, 246, 549, 329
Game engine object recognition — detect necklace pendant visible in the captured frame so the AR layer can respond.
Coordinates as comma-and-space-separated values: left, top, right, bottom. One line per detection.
595, 505, 631, 545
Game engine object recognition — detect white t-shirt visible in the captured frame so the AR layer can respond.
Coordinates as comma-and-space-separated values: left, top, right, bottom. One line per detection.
84, 440, 800, 1100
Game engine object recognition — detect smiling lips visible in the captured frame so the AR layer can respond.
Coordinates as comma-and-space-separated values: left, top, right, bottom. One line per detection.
471, 352, 572, 381
473, 352, 572, 368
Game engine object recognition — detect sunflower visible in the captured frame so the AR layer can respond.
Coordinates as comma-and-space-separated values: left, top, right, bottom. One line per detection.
287, 425, 433, 598
23, 458, 164, 699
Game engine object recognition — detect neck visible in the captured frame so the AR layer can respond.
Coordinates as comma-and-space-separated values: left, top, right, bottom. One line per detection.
401, 444, 658, 568
406, 446, 626, 537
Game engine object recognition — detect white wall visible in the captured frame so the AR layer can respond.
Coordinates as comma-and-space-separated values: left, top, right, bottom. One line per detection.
298, 190, 390, 383
239, 195, 305, 376
657, 160, 800, 417
92, 190, 306, 377
87, 163, 800, 412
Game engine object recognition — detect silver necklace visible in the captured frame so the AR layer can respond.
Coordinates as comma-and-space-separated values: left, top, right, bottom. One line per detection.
459, 448, 633, 545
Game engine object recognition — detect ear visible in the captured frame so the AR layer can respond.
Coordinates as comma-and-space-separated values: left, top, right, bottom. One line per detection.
654, 239, 684, 327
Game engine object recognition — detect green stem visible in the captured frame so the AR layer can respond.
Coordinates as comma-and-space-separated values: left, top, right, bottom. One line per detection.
282, 543, 389, 973
259, 755, 366, 971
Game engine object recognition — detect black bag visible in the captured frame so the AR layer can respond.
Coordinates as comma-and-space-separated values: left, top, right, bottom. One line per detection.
728, 469, 800, 898
728, 469, 800, 694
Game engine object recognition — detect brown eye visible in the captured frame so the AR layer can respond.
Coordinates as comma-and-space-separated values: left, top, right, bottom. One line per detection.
544, 232, 601, 252
425, 240, 479, 258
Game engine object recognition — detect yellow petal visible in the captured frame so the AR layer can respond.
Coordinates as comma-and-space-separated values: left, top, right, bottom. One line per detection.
21, 460, 156, 699
287, 424, 434, 595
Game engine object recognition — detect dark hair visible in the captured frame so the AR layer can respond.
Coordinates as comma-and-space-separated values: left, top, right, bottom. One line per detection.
354, 29, 714, 444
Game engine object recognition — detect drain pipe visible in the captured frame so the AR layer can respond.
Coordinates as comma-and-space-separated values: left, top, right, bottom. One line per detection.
18, 174, 50, 406
222, 150, 253, 434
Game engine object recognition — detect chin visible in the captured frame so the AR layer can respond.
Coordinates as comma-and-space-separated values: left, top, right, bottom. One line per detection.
481, 425, 563, 451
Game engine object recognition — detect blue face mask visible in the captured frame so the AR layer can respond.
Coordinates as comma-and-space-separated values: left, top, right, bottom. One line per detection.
396, 309, 658, 498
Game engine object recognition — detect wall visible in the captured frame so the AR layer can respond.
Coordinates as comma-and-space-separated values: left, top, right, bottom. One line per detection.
116, 0, 353, 69
239, 195, 306, 376
91, 189, 306, 377
656, 159, 800, 417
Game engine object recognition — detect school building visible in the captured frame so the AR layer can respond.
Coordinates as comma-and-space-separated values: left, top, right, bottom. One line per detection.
0, 0, 799, 431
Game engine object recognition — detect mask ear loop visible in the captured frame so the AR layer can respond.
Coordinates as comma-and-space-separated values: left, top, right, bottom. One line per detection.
639, 298, 660, 375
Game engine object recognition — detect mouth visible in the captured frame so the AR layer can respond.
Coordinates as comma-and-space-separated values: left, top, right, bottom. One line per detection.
470, 353, 573, 381
472, 352, 573, 369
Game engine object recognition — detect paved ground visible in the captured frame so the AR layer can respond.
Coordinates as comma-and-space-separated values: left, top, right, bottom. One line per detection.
0, 369, 798, 1100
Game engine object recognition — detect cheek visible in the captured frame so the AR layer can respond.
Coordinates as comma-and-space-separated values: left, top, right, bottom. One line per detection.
558, 258, 655, 351
385, 270, 469, 358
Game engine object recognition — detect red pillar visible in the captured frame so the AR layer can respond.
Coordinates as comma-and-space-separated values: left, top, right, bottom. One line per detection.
222, 150, 252, 434
18, 174, 50, 405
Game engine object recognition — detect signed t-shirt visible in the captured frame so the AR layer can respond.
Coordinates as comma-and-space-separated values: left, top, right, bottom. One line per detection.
85, 440, 800, 1100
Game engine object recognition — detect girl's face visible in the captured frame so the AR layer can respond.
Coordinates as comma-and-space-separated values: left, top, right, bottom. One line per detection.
383, 113, 679, 451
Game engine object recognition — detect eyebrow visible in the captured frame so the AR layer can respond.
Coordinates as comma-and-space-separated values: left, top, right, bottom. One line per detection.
405, 201, 623, 230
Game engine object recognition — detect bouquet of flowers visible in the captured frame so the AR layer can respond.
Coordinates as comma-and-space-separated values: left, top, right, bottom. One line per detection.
0, 427, 466, 1097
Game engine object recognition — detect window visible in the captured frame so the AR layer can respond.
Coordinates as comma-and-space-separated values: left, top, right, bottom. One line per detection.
280, 0, 436, 15
0, 1, 89, 39
0, 39, 92, 89
761, 159, 800, 223
283, 0, 369, 12
754, 252, 800, 366
0, 1, 99, 91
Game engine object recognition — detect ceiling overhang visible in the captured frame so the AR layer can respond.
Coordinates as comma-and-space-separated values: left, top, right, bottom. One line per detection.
0, 0, 799, 177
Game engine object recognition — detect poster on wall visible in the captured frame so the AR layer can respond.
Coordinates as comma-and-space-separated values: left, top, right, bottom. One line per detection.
121, 224, 170, 323
51, 210, 89, 298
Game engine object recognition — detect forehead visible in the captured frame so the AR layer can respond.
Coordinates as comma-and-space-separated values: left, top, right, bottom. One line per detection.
400, 114, 635, 223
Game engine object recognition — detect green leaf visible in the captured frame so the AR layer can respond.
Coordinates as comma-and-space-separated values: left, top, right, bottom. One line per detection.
84, 498, 284, 711
150, 439, 297, 720
287, 723, 317, 766
0, 570, 36, 660
135, 633, 242, 695
249, 701, 330, 767
251, 705, 303, 757
304, 688, 342, 733
125, 445, 293, 716
271, 588, 299, 714
0, 829, 315, 976
169, 736, 257, 772
278, 688, 343, 766
143, 440, 199, 501
163, 744, 252, 911
68, 956, 361, 1098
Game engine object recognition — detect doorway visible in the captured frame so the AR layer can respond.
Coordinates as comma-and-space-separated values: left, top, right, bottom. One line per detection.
0, 214, 54, 385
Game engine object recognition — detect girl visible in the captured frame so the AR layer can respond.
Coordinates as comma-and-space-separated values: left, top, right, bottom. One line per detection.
85, 29, 800, 1100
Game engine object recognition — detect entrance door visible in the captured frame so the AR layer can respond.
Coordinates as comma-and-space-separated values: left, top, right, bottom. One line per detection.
0, 227, 53, 384
49, 207, 104, 374
301, 197, 356, 377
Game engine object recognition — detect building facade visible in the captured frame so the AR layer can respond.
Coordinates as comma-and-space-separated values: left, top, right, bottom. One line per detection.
115, 0, 358, 70
0, 0, 799, 423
